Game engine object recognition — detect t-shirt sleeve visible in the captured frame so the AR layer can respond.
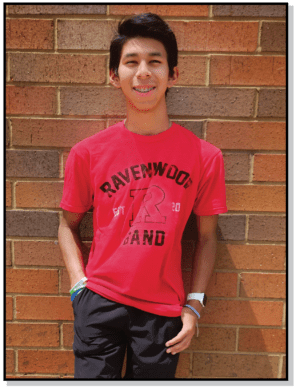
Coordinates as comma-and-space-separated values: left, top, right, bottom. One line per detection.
60, 147, 93, 213
193, 150, 228, 216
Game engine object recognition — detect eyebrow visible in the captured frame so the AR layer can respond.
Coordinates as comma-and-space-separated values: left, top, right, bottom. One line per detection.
124, 52, 163, 58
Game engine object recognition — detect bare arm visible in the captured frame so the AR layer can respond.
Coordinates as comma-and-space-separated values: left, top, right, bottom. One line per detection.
186, 214, 218, 315
165, 214, 218, 355
58, 209, 88, 289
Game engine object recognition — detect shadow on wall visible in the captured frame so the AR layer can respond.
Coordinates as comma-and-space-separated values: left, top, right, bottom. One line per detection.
181, 212, 284, 379
79, 210, 284, 379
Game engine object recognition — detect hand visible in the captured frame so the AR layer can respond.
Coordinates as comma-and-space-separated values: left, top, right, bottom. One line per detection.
165, 307, 198, 355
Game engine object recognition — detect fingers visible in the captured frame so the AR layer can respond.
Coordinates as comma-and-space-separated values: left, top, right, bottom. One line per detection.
165, 327, 195, 355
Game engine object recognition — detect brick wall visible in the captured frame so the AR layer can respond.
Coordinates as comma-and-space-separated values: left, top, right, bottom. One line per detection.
6, 4, 286, 379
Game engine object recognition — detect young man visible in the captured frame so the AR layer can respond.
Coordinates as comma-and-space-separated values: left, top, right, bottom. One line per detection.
58, 13, 227, 379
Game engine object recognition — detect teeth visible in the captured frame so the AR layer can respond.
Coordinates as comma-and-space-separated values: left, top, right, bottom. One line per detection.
134, 87, 155, 93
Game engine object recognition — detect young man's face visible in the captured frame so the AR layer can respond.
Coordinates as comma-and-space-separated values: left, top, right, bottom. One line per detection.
110, 37, 178, 112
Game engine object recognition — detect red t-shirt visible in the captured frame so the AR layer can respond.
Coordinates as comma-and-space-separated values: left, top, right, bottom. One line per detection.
60, 121, 227, 316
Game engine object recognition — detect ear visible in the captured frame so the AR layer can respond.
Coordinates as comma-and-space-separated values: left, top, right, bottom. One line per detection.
109, 69, 121, 88
167, 67, 179, 88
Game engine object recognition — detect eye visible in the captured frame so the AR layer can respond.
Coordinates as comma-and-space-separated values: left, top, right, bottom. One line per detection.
150, 60, 161, 64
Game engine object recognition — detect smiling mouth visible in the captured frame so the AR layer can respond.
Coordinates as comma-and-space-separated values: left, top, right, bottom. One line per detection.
133, 87, 156, 93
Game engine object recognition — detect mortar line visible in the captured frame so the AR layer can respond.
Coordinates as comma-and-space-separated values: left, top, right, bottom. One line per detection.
202, 120, 207, 140
8, 118, 12, 149
254, 88, 260, 118
6, 52, 10, 83
6, 49, 287, 57
11, 181, 16, 210
245, 214, 249, 242
278, 355, 283, 379
255, 20, 262, 54
10, 239, 15, 268
235, 327, 240, 352
206, 54, 211, 87
57, 86, 61, 116
59, 150, 64, 180
59, 322, 63, 349
15, 348, 18, 373
257, 20, 263, 53
249, 153, 255, 183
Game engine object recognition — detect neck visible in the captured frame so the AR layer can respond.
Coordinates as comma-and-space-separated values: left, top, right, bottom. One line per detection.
124, 100, 171, 136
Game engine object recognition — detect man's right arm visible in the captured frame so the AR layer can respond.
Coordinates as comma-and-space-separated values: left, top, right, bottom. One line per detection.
58, 209, 88, 290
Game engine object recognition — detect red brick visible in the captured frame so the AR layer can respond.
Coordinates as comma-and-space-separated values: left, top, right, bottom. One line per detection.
258, 89, 286, 118
226, 185, 286, 212
6, 86, 56, 115
18, 350, 74, 374
175, 353, 190, 378
189, 327, 236, 351
6, 150, 59, 178
217, 214, 246, 241
200, 300, 283, 326
16, 296, 73, 321
6, 241, 12, 266
6, 349, 14, 373
16, 182, 63, 209
215, 243, 286, 271
57, 20, 118, 50
60, 86, 126, 117
206, 121, 286, 150
183, 271, 237, 298
167, 87, 255, 117
10, 53, 106, 84
110, 5, 208, 16
14, 241, 64, 267
62, 323, 74, 348
6, 19, 54, 50
248, 215, 286, 242
240, 273, 286, 299
261, 22, 286, 52
253, 154, 286, 182
193, 353, 279, 378
6, 210, 59, 238
210, 56, 286, 86
6, 296, 13, 321
213, 4, 286, 18
6, 181, 12, 207
168, 21, 258, 52
12, 119, 106, 148
177, 56, 207, 86
62, 151, 70, 176
6, 269, 59, 294
239, 328, 286, 352
61, 268, 71, 294
6, 323, 59, 347
223, 153, 250, 181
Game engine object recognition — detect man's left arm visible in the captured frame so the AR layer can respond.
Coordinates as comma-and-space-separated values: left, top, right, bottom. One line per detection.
165, 214, 218, 355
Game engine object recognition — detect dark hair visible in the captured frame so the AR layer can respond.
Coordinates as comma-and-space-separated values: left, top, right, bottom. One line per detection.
109, 13, 178, 77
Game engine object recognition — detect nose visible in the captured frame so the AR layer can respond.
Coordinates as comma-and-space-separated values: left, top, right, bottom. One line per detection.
136, 60, 151, 78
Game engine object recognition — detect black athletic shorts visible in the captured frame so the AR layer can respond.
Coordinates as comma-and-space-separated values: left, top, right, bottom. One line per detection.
72, 287, 183, 379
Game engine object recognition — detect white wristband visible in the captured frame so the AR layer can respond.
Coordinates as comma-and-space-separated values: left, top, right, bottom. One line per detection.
70, 277, 88, 293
